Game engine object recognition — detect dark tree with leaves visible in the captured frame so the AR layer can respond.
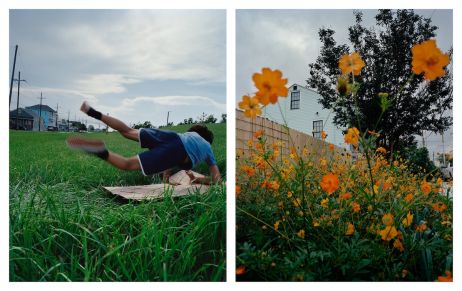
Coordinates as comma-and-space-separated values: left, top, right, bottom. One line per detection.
307, 10, 452, 154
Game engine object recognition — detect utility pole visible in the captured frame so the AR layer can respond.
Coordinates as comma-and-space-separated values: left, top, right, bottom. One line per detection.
14, 71, 26, 130
9, 45, 18, 108
38, 92, 46, 131
167, 111, 171, 127
67, 111, 70, 132
441, 130, 446, 167
106, 114, 109, 134
56, 103, 59, 129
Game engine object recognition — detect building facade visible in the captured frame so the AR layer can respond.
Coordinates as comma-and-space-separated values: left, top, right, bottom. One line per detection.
26, 104, 58, 131
9, 108, 45, 131
263, 83, 346, 148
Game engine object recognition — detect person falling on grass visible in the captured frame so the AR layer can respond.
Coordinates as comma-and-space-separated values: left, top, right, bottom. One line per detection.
66, 101, 221, 184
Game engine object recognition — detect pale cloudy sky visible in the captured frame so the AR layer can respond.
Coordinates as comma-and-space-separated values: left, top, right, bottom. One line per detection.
9, 10, 226, 128
236, 9, 453, 158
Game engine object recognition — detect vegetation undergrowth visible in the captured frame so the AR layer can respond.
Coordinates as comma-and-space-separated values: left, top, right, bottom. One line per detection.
236, 40, 452, 281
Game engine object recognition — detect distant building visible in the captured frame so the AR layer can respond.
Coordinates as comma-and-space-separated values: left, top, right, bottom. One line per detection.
9, 108, 45, 131
26, 104, 58, 131
58, 119, 69, 131
263, 83, 346, 148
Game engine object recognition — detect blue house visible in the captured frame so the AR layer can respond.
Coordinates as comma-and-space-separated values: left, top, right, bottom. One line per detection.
26, 104, 57, 131
9, 108, 45, 131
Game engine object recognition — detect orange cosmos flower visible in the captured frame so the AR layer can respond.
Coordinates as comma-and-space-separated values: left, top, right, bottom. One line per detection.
239, 95, 262, 118
416, 222, 427, 232
339, 192, 352, 200
268, 180, 280, 191
393, 239, 404, 252
376, 147, 387, 154
380, 226, 398, 241
437, 271, 453, 282
382, 213, 394, 226
252, 68, 288, 105
293, 198, 302, 207
321, 131, 328, 140
320, 198, 329, 208
236, 185, 241, 196
432, 202, 447, 212
421, 181, 432, 195
297, 229, 305, 239
240, 165, 255, 177
274, 220, 281, 231
345, 222, 355, 236
402, 212, 413, 227
253, 130, 264, 139
437, 177, 443, 187
320, 172, 340, 195
351, 202, 361, 213
344, 127, 360, 147
404, 193, 414, 202
236, 265, 246, 275
328, 144, 335, 151
339, 52, 366, 76
412, 39, 450, 81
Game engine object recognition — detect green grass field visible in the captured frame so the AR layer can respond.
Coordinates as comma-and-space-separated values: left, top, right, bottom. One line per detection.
9, 123, 226, 281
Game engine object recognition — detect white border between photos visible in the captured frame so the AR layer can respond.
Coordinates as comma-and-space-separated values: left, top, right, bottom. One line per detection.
1, 0, 461, 291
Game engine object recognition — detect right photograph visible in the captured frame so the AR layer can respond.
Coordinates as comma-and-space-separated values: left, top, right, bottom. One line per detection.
236, 9, 453, 281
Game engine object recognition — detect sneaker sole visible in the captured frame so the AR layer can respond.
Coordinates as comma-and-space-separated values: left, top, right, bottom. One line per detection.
66, 137, 106, 154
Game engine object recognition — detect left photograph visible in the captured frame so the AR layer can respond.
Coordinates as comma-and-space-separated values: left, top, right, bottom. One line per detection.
9, 10, 226, 281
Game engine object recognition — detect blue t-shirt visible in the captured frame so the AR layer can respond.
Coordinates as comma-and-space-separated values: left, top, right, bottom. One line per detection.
178, 132, 217, 168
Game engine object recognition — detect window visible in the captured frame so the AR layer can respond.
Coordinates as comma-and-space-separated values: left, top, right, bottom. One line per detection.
290, 91, 300, 110
313, 120, 323, 139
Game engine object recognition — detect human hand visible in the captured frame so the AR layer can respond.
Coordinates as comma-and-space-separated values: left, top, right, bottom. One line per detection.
186, 170, 199, 184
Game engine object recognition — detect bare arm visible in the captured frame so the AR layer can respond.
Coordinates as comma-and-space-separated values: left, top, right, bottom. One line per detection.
162, 168, 173, 183
187, 165, 221, 185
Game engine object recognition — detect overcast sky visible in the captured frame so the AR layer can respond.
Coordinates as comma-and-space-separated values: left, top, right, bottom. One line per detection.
9, 10, 226, 128
236, 9, 453, 158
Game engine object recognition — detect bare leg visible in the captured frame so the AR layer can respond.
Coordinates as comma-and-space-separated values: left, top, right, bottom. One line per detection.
80, 101, 139, 141
67, 137, 141, 171
107, 152, 141, 171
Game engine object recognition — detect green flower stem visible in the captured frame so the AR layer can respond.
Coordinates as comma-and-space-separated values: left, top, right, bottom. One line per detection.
236, 206, 291, 242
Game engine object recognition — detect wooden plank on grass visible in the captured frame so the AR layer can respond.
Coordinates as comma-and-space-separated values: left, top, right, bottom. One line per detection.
104, 184, 210, 201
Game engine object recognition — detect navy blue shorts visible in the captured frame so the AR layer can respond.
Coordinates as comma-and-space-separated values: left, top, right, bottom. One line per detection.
137, 128, 191, 176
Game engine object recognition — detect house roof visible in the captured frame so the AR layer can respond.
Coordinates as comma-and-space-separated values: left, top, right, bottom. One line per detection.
9, 108, 34, 120
26, 104, 56, 113
289, 83, 319, 95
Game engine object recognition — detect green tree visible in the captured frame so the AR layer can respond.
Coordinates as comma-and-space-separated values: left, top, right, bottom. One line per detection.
205, 114, 217, 124
401, 145, 437, 177
220, 113, 227, 123
133, 121, 154, 129
307, 9, 452, 155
